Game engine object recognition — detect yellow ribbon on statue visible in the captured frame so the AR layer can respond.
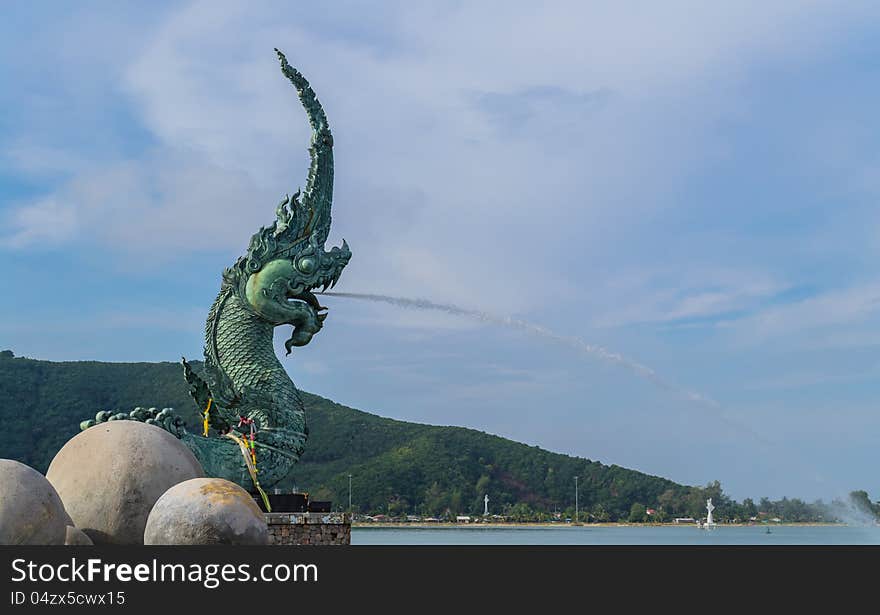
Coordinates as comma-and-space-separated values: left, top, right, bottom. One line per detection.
202, 398, 213, 437
224, 432, 271, 512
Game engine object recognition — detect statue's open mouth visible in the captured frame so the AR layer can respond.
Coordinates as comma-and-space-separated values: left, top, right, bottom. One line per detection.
287, 290, 328, 324
286, 272, 341, 316
287, 289, 322, 310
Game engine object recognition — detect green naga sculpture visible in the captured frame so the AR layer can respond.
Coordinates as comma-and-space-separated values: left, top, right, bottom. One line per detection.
80, 49, 351, 497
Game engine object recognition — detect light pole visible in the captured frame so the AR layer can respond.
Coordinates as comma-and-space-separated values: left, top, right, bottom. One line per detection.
574, 476, 579, 524
348, 474, 352, 515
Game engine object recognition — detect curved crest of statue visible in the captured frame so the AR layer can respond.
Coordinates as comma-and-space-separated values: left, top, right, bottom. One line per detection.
80, 49, 352, 498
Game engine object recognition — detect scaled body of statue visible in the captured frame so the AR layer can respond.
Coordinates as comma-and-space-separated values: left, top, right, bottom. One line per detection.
80, 50, 351, 494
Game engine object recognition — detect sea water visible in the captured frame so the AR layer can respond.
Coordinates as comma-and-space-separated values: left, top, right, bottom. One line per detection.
352, 525, 880, 545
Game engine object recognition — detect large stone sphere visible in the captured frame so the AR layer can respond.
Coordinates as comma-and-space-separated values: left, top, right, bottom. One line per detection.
64, 525, 94, 546
47, 421, 204, 545
144, 478, 269, 545
0, 459, 68, 545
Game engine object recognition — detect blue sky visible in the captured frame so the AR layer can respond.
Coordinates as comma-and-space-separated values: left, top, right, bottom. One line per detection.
3, 1, 880, 501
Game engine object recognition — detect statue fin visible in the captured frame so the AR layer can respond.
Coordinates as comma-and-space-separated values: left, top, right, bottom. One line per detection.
275, 48, 334, 245
182, 357, 212, 412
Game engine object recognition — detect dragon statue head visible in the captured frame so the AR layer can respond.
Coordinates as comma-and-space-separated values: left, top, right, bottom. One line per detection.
222, 49, 351, 354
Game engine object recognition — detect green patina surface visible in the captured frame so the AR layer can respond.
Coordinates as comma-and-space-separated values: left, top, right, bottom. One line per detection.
80, 49, 351, 491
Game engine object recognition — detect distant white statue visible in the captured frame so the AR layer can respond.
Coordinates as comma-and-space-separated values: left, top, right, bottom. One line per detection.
484, 494, 489, 516
706, 498, 715, 527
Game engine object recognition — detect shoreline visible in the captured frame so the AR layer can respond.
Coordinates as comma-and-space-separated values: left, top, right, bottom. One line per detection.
352, 521, 848, 529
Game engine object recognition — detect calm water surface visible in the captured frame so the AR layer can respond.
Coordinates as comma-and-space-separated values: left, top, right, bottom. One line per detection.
352, 525, 880, 545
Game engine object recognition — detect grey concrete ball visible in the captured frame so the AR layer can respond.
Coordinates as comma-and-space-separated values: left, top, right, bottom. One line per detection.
0, 459, 69, 545
144, 478, 269, 545
47, 421, 204, 545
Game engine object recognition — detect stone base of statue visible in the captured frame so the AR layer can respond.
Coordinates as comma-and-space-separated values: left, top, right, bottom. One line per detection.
265, 512, 351, 545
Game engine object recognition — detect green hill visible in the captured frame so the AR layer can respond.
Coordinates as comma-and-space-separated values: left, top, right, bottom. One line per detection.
0, 350, 696, 520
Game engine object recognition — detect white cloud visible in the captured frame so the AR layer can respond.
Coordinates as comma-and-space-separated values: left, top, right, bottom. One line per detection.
2, 143, 90, 178
721, 281, 880, 344
742, 365, 880, 391
588, 267, 787, 328
5, 0, 875, 311
1, 197, 78, 249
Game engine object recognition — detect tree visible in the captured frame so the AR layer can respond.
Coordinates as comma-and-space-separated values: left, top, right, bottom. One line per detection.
473, 475, 490, 513
685, 490, 708, 519
508, 502, 535, 522
628, 502, 647, 523
423, 482, 446, 516
849, 490, 878, 517
448, 490, 463, 516
591, 504, 610, 523
388, 496, 410, 517
658, 489, 679, 516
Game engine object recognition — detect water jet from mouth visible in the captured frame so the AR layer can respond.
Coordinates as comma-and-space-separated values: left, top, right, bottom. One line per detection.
320, 291, 718, 409
321, 292, 856, 495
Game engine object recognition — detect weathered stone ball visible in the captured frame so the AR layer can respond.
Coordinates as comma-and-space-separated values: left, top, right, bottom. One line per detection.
64, 525, 94, 546
0, 459, 69, 545
46, 421, 204, 545
144, 478, 269, 545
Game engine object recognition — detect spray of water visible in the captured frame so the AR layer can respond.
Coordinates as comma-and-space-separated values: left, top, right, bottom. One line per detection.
827, 497, 879, 526
320, 291, 870, 506
321, 291, 718, 407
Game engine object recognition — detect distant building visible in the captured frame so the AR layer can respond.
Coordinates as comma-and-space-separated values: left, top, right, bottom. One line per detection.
673, 517, 696, 524
456, 515, 471, 523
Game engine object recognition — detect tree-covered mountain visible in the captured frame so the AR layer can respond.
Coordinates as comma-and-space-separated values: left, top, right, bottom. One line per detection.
0, 351, 692, 518
1, 351, 874, 521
